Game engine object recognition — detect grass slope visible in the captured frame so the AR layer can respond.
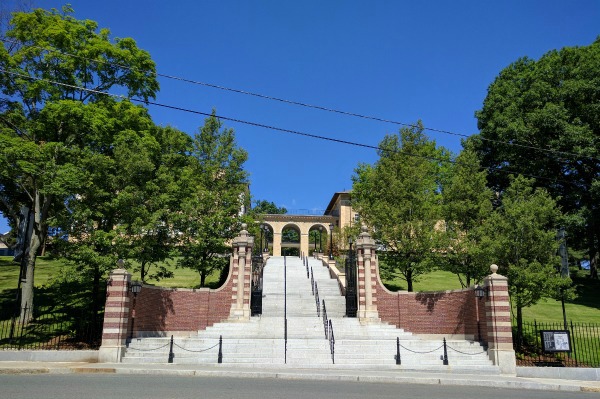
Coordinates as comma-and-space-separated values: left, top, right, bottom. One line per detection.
2, 256, 598, 324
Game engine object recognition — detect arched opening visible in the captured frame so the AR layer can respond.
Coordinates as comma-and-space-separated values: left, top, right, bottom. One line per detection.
281, 224, 300, 257
308, 224, 328, 256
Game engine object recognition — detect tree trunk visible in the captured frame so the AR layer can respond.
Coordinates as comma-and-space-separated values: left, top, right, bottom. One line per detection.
588, 225, 598, 279
516, 304, 523, 351
406, 268, 413, 292
20, 210, 41, 322
91, 265, 101, 336
141, 261, 147, 282
200, 270, 207, 287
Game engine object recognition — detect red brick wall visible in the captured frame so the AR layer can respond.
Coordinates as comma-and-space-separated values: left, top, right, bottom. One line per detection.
130, 266, 234, 336
375, 269, 487, 340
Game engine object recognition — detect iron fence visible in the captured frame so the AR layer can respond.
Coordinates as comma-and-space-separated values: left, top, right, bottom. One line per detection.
0, 304, 102, 350
514, 319, 600, 368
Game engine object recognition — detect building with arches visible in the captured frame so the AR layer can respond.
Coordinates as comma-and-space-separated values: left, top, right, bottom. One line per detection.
259, 191, 359, 257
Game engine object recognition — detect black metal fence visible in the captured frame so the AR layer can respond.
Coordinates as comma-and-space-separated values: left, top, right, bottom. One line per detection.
514, 319, 600, 368
0, 304, 103, 350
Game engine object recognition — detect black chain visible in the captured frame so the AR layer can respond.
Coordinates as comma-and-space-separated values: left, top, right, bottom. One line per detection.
399, 344, 444, 354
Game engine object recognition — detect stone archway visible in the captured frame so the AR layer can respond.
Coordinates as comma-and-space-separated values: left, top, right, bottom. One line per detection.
281, 223, 301, 256
260, 215, 336, 257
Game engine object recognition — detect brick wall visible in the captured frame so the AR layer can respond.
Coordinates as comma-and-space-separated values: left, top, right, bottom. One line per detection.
375, 267, 487, 341
130, 263, 234, 336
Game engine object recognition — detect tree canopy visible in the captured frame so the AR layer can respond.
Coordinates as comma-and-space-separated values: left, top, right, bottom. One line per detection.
0, 6, 159, 316
174, 112, 249, 287
478, 175, 571, 343
352, 122, 449, 291
472, 37, 600, 279
251, 199, 287, 215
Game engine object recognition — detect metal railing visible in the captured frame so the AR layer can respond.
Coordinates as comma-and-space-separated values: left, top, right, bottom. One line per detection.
328, 319, 335, 364
514, 319, 600, 368
305, 256, 309, 278
322, 300, 328, 338
0, 304, 102, 350
314, 282, 320, 318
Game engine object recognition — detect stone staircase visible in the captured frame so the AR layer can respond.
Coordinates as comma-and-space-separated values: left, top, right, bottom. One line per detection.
122, 256, 498, 372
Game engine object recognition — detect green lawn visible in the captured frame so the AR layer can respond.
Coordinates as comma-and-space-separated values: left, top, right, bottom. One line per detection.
2, 256, 599, 324
0, 256, 220, 292
381, 268, 600, 324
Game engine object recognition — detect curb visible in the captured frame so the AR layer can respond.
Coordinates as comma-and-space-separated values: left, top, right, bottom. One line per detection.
0, 364, 598, 392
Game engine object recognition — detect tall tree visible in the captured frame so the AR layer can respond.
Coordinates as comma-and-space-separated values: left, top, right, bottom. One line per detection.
51, 99, 163, 324
0, 6, 158, 317
441, 149, 494, 287
175, 112, 249, 287
481, 175, 570, 344
352, 122, 449, 291
472, 38, 600, 279
251, 200, 287, 215
118, 125, 192, 282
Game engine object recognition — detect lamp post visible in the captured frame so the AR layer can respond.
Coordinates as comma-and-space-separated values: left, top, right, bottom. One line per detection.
319, 226, 323, 253
129, 281, 142, 339
263, 225, 270, 252
474, 285, 486, 343
329, 223, 334, 260
259, 224, 264, 253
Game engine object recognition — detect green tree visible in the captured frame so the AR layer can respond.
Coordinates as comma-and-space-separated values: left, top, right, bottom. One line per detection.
472, 38, 600, 279
441, 149, 494, 287
352, 122, 449, 292
117, 125, 192, 282
0, 6, 158, 317
481, 175, 571, 344
175, 112, 248, 287
251, 200, 287, 215
51, 99, 164, 323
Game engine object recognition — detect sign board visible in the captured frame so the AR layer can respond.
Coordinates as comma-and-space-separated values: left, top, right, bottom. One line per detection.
540, 330, 571, 353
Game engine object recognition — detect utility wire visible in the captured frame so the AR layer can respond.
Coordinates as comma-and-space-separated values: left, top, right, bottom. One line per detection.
2, 37, 598, 164
0, 68, 576, 187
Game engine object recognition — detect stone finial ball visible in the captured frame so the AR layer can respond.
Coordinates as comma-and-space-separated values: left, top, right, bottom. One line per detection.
117, 259, 124, 268
241, 223, 247, 230
490, 264, 499, 274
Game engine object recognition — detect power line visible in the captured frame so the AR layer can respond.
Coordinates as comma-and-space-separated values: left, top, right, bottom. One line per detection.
1, 37, 598, 165
0, 68, 576, 187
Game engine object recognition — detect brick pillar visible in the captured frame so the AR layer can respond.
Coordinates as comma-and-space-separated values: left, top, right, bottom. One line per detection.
229, 224, 254, 321
484, 264, 516, 374
355, 227, 379, 323
98, 266, 131, 363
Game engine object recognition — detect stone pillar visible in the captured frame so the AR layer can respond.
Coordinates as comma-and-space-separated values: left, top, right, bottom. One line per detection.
273, 231, 282, 257
98, 266, 131, 363
229, 224, 254, 321
355, 227, 379, 322
300, 232, 309, 259
484, 264, 516, 374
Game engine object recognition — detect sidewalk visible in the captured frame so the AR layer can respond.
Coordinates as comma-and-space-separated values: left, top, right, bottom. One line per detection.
0, 361, 599, 393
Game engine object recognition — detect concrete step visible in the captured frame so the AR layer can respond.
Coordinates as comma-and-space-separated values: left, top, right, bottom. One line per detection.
123, 256, 496, 372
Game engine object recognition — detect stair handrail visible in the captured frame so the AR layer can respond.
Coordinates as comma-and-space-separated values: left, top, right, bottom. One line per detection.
315, 282, 320, 318
328, 319, 335, 364
306, 257, 309, 278
322, 299, 328, 339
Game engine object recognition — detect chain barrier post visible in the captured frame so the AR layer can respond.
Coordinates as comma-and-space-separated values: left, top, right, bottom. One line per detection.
218, 335, 223, 363
396, 337, 401, 365
168, 335, 174, 363
442, 338, 449, 365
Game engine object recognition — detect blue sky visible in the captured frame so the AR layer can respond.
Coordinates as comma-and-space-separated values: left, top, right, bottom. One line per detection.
1, 0, 599, 233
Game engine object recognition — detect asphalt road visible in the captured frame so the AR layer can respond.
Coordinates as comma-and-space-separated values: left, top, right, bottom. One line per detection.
0, 374, 596, 399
